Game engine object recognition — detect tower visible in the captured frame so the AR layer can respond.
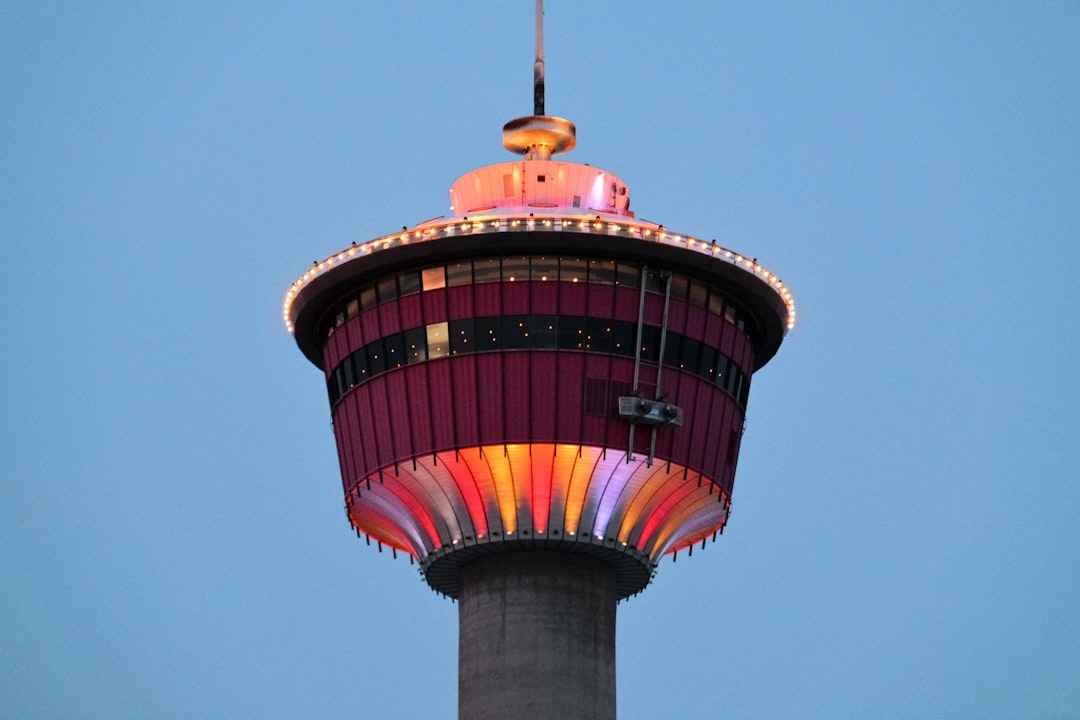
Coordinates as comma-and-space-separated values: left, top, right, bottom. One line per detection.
283, 5, 793, 718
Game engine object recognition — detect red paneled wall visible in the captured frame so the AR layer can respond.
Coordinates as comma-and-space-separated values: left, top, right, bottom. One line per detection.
327, 280, 750, 498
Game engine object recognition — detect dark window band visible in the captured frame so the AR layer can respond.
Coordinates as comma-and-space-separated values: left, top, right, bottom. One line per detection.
327, 315, 750, 409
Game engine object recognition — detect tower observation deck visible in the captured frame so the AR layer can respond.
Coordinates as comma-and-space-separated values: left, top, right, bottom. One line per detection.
284, 6, 793, 718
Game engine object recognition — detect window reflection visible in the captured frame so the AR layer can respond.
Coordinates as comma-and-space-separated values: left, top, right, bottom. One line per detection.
531, 257, 557, 281
398, 271, 422, 296
588, 259, 615, 285
502, 256, 529, 282
561, 257, 587, 283
427, 322, 449, 359
473, 258, 501, 283
447, 261, 472, 287
421, 267, 446, 291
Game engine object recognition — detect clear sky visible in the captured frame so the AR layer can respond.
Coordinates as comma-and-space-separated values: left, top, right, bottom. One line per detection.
2, 2, 1078, 718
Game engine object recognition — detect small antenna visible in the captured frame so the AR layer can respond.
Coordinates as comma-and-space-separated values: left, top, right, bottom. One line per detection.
534, 0, 545, 116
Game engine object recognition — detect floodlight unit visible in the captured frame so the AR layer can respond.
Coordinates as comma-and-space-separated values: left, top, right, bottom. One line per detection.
283, 4, 793, 719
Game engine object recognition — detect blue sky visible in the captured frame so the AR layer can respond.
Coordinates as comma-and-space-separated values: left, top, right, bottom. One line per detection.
2, 2, 1078, 718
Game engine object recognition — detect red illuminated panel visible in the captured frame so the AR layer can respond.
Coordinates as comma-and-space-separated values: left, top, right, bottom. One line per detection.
648, 485, 729, 557
344, 442, 730, 565
432, 449, 490, 539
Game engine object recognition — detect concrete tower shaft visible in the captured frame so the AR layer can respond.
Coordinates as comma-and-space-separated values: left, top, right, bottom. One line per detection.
458, 552, 616, 720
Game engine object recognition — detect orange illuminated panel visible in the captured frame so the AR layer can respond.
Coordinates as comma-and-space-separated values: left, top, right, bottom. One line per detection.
346, 442, 727, 565
504, 444, 533, 534
547, 444, 580, 535
530, 446, 554, 534
482, 446, 519, 534
563, 446, 602, 536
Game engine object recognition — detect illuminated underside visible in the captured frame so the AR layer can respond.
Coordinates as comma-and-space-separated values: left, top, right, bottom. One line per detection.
345, 443, 730, 597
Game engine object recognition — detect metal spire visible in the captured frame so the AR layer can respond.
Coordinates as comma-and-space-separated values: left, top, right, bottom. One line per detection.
502, 0, 575, 159
534, 0, 545, 116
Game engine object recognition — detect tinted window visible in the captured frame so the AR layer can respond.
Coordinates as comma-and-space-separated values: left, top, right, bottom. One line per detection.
421, 267, 446, 291
688, 281, 708, 308
376, 276, 398, 303
342, 355, 356, 388
404, 327, 427, 364
531, 256, 557, 281
427, 322, 450, 359
450, 318, 475, 354
476, 316, 501, 349
502, 316, 529, 349
644, 271, 665, 295
447, 261, 473, 287
560, 257, 587, 283
697, 345, 717, 379
584, 317, 611, 353
707, 291, 725, 316
587, 259, 616, 285
614, 263, 639, 288
663, 333, 681, 367
725, 363, 738, 395
557, 315, 584, 349
611, 322, 634, 356
398, 271, 421, 296
502, 256, 529, 282
529, 315, 557, 349
670, 275, 689, 301
354, 348, 369, 380
328, 368, 342, 406
366, 338, 387, 375
640, 325, 661, 362
473, 258, 501, 283
360, 285, 377, 310
715, 356, 730, 389
383, 332, 405, 369
679, 336, 700, 370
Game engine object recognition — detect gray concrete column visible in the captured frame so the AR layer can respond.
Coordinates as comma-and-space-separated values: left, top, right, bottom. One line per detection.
458, 551, 617, 720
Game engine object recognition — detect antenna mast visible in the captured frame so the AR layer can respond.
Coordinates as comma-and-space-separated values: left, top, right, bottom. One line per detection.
502, 0, 576, 159
534, 0, 545, 116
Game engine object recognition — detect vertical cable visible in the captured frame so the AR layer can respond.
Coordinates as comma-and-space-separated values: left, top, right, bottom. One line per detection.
648, 272, 673, 464
628, 265, 649, 461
